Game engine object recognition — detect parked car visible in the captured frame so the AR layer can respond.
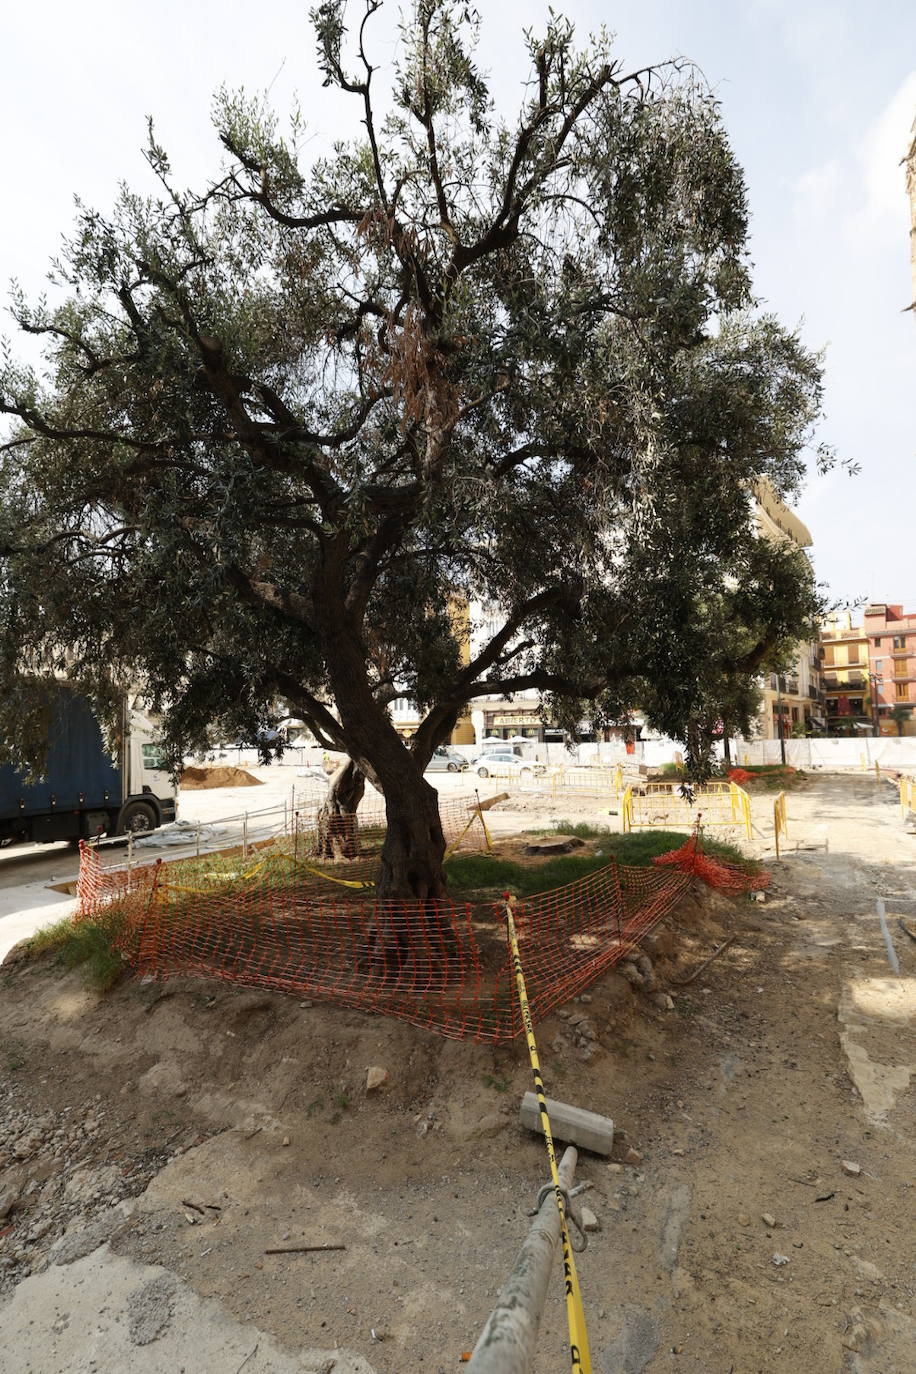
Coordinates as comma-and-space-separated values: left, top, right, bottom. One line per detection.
471, 750, 546, 780
424, 746, 469, 773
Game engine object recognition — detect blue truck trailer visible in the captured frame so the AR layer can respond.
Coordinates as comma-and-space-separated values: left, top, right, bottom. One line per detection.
0, 688, 177, 845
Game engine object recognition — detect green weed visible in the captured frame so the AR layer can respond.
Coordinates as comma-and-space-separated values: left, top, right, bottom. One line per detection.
542, 819, 616, 839
483, 1073, 509, 1093
330, 1088, 350, 1125
25, 912, 127, 991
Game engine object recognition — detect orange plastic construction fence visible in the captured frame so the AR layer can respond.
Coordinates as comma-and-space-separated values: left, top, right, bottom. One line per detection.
652, 828, 769, 893
75, 840, 690, 1044
76, 791, 492, 911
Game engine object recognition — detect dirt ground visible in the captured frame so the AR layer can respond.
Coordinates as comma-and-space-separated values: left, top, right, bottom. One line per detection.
179, 764, 265, 789
0, 774, 914, 1373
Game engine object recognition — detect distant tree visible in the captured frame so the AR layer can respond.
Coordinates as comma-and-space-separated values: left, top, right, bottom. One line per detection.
890, 704, 913, 736
0, 1, 830, 902
635, 534, 820, 771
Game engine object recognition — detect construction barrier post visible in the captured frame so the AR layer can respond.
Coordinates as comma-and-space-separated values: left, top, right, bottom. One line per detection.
467, 1146, 579, 1374
774, 791, 787, 860
475, 789, 494, 853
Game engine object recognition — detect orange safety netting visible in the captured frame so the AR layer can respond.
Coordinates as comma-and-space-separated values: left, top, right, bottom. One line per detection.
75, 792, 493, 912
652, 828, 769, 892
73, 828, 690, 1044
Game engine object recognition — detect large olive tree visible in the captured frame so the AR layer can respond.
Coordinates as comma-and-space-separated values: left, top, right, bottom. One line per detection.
0, 2, 827, 898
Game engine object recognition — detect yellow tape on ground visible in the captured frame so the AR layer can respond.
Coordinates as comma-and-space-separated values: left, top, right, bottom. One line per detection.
505, 895, 592, 1374
152, 850, 375, 899
293, 861, 375, 890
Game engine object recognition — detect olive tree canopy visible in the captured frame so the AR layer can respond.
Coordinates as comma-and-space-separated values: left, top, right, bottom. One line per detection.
0, 1, 826, 896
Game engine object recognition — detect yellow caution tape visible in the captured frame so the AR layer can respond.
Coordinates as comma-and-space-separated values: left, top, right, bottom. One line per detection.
293, 861, 375, 890
504, 894, 592, 1374
152, 850, 375, 899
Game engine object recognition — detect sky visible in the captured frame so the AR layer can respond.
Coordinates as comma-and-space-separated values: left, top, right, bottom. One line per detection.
2, 0, 915, 611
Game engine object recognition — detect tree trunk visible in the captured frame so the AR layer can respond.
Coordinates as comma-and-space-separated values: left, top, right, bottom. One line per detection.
316, 759, 366, 859
311, 579, 451, 908
376, 773, 448, 902
371, 768, 449, 972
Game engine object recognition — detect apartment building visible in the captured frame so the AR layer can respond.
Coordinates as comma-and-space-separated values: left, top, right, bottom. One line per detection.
864, 604, 916, 734
753, 482, 823, 739
819, 611, 872, 731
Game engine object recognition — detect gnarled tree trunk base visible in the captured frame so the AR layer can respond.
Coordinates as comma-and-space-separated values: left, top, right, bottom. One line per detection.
315, 759, 366, 859
370, 776, 450, 973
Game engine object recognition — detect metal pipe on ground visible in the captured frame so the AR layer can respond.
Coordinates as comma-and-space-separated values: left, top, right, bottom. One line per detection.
467, 1145, 578, 1374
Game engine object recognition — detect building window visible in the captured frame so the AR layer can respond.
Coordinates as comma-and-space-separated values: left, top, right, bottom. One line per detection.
893, 636, 906, 649
896, 683, 909, 701
874, 638, 882, 647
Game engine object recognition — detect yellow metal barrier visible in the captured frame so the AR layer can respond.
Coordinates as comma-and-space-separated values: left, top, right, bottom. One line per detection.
774, 791, 788, 859
901, 775, 916, 818
621, 780, 751, 839
549, 765, 624, 798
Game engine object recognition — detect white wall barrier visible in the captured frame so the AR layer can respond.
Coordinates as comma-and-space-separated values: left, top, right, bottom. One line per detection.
734, 736, 916, 771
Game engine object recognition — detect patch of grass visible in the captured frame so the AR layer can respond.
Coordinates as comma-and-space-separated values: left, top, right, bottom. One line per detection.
445, 828, 761, 898
542, 819, 616, 839
330, 1088, 351, 1125
24, 916, 76, 956
483, 1073, 509, 1093
24, 912, 127, 991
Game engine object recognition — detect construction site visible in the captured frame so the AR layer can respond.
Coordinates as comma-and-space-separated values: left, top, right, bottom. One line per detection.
1, 763, 914, 1373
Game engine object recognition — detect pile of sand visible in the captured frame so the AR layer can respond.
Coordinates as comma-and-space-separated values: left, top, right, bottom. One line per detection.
179, 765, 264, 790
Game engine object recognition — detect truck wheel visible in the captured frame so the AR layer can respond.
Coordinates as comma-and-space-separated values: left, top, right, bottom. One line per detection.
120, 801, 157, 835
447, 761, 459, 773
477, 766, 489, 778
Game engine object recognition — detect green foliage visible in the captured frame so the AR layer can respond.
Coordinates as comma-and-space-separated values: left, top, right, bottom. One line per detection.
482, 1073, 508, 1093
0, 2, 831, 818
890, 705, 913, 735
25, 913, 126, 990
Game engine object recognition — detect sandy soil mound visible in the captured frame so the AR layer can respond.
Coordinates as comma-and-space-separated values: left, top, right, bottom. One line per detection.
179, 765, 264, 789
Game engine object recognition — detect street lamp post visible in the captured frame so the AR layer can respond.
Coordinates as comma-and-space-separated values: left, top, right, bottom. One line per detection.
868, 673, 882, 737
775, 674, 787, 766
